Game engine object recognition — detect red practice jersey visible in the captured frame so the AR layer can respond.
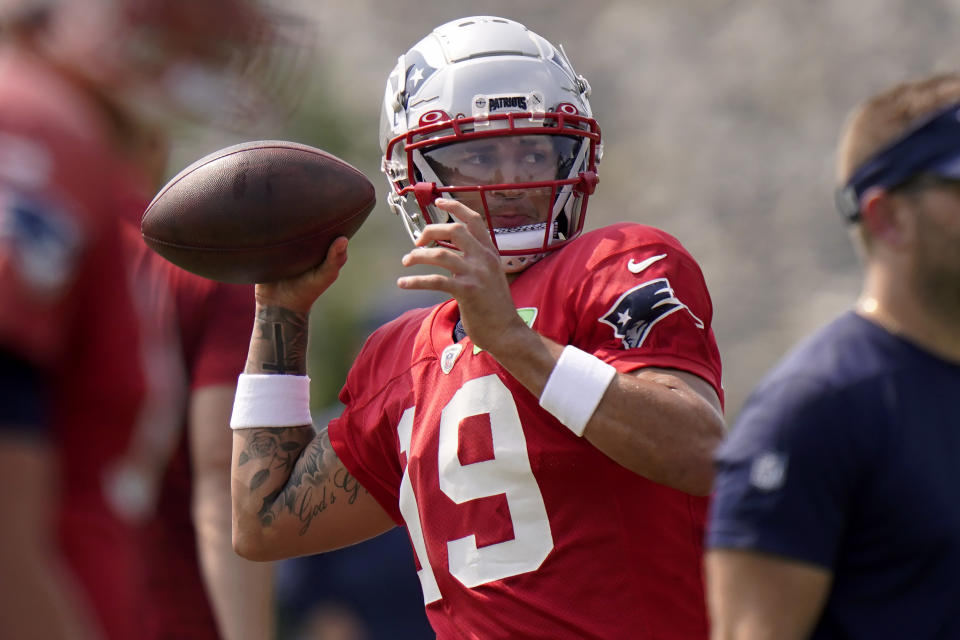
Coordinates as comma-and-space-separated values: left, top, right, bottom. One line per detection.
0, 50, 147, 640
120, 217, 256, 640
329, 223, 722, 639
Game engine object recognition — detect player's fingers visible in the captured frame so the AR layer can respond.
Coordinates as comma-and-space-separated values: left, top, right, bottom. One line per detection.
415, 222, 463, 247
401, 246, 465, 273
254, 237, 348, 312
397, 273, 455, 295
321, 236, 349, 271
435, 198, 484, 228
418, 219, 490, 256
303, 236, 348, 282
435, 198, 492, 240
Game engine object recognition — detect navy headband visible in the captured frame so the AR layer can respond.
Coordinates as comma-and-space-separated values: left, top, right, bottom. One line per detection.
835, 101, 960, 222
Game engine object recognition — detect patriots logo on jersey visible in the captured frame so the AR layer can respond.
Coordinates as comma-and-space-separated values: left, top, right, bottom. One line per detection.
599, 278, 704, 349
0, 190, 82, 294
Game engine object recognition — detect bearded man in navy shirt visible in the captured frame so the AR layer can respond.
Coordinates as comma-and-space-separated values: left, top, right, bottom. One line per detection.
706, 73, 960, 640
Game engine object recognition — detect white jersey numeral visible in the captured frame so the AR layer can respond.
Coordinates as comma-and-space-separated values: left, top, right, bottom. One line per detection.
398, 374, 554, 602
397, 406, 442, 604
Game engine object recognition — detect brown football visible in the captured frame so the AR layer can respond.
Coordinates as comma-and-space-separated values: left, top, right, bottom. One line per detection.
141, 140, 376, 283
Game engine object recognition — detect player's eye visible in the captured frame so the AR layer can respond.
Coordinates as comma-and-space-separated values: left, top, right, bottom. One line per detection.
521, 152, 549, 165
462, 152, 494, 167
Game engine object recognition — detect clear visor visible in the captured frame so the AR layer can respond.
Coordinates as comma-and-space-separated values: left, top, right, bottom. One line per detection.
422, 134, 582, 187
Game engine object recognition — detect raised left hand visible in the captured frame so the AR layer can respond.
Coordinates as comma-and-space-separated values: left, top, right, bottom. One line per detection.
397, 198, 528, 352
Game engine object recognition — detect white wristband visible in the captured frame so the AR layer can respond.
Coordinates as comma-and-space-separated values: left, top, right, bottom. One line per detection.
539, 346, 617, 437
230, 374, 312, 429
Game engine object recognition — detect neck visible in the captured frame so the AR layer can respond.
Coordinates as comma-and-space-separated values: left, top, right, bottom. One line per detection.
857, 267, 960, 363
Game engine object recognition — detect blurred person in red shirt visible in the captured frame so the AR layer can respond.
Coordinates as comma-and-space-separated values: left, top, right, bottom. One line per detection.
0, 1, 309, 638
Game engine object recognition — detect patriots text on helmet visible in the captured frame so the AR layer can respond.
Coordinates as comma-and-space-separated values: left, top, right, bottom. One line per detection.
487, 96, 528, 111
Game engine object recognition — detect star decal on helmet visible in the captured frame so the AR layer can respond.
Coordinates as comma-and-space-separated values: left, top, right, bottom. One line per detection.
403, 49, 437, 95
599, 278, 704, 349
409, 67, 424, 88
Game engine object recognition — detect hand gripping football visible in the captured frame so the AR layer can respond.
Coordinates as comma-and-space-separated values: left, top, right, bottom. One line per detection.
141, 140, 375, 283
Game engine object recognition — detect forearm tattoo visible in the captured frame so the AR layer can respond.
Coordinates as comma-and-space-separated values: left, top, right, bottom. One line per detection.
237, 426, 369, 536
245, 306, 309, 375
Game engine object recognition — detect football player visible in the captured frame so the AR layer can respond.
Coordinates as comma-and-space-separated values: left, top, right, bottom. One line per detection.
0, 1, 304, 638
231, 15, 725, 639
706, 74, 960, 639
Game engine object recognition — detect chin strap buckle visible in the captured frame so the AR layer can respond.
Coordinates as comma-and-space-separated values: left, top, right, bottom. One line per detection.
576, 171, 599, 195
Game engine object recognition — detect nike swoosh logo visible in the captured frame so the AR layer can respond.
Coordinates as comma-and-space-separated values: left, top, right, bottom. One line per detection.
627, 254, 667, 274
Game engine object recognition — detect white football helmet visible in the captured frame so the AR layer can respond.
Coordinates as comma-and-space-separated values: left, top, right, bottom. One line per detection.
380, 16, 601, 273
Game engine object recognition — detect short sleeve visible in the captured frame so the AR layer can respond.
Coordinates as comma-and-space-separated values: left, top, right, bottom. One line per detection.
707, 376, 866, 568
326, 319, 425, 526
183, 279, 255, 389
327, 376, 406, 525
564, 228, 722, 395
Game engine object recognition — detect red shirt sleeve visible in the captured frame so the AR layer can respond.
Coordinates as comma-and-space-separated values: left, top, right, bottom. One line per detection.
578, 234, 722, 393
171, 267, 254, 390
530, 223, 723, 400
327, 309, 433, 524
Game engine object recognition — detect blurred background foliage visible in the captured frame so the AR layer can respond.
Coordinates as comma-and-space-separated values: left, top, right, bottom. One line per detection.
167, 0, 960, 418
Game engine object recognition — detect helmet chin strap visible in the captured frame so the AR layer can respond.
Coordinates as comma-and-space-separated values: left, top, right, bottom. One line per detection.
500, 252, 545, 274
494, 222, 560, 273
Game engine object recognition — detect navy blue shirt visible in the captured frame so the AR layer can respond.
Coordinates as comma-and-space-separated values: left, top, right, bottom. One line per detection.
708, 311, 960, 639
